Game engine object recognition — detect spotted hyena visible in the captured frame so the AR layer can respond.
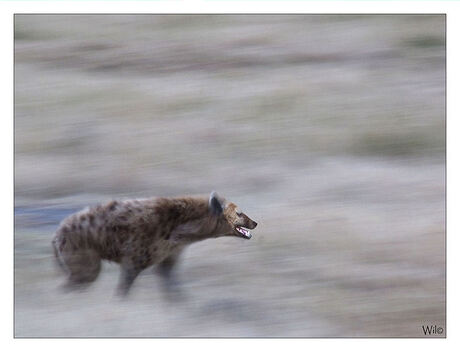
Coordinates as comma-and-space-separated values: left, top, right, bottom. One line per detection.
52, 192, 257, 296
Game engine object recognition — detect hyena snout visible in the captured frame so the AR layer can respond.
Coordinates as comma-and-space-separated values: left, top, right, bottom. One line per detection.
233, 215, 258, 239
248, 220, 257, 229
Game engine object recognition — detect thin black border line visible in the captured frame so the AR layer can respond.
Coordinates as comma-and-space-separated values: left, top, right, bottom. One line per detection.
13, 13, 447, 339
444, 9, 447, 340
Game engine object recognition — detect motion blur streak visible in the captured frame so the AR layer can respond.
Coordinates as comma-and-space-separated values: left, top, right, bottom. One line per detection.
14, 15, 445, 337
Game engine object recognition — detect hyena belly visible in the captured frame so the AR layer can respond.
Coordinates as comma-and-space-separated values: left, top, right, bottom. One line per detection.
52, 199, 168, 289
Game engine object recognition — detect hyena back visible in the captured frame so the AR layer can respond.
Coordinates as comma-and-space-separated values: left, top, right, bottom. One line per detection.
52, 192, 257, 296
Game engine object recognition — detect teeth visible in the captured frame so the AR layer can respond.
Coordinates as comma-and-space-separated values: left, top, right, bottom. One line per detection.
237, 227, 252, 238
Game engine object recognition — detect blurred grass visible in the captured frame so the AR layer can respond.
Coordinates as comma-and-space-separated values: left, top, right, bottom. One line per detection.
405, 36, 445, 49
14, 15, 445, 337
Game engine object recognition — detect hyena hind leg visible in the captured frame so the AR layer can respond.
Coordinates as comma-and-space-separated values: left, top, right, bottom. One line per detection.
60, 248, 102, 291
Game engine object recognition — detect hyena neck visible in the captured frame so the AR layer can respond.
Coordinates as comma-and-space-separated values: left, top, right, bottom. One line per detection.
155, 197, 221, 244
170, 216, 221, 244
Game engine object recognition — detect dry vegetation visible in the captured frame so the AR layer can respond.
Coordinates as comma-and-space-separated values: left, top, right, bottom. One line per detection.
15, 15, 445, 337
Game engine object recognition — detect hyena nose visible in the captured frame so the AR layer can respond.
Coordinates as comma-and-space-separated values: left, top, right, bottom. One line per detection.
252, 221, 258, 228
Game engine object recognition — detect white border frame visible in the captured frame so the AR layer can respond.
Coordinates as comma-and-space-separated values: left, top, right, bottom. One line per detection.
2, 1, 457, 350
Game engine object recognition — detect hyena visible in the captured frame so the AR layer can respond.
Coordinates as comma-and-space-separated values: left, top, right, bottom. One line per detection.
52, 192, 257, 296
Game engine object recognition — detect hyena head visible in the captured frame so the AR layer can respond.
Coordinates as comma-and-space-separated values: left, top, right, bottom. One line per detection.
208, 191, 258, 239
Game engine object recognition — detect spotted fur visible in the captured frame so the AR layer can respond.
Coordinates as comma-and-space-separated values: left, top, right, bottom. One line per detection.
52, 192, 257, 296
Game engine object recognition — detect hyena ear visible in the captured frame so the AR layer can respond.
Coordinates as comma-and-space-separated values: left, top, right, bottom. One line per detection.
209, 191, 224, 216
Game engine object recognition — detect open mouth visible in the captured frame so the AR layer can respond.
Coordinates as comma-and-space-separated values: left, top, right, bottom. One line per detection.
235, 226, 252, 239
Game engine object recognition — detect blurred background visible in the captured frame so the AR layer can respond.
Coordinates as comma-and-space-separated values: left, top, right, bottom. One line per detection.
14, 15, 445, 337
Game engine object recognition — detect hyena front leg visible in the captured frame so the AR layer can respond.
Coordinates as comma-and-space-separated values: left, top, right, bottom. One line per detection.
117, 259, 144, 297
155, 250, 185, 300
